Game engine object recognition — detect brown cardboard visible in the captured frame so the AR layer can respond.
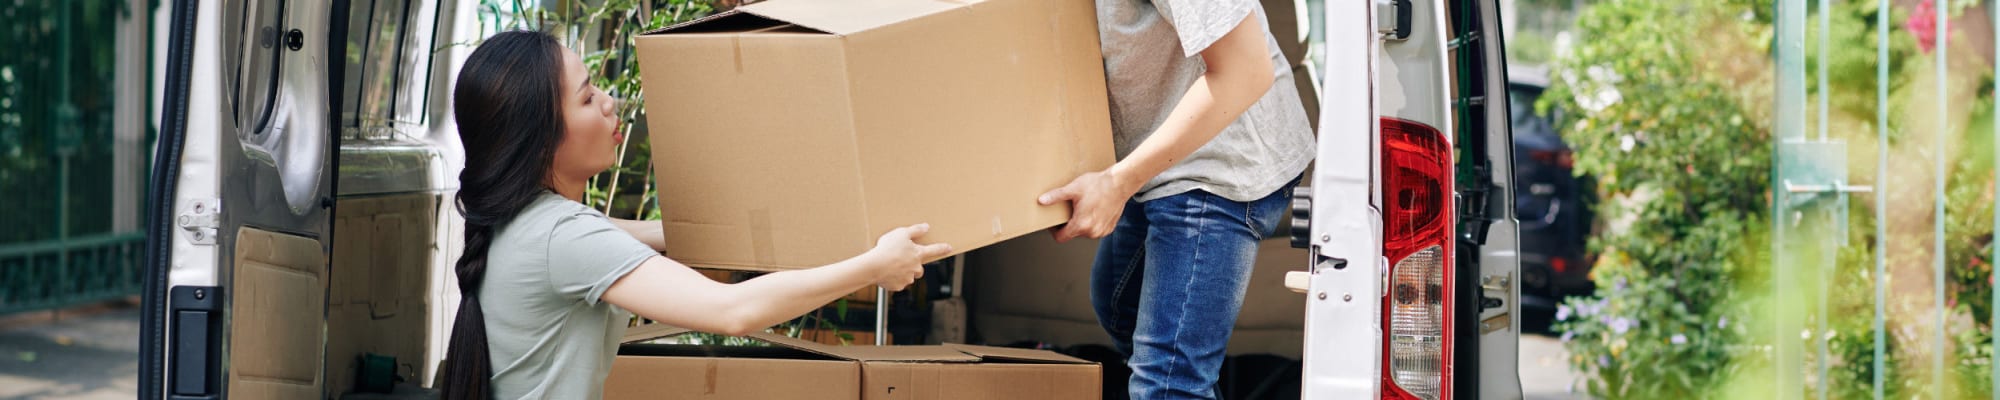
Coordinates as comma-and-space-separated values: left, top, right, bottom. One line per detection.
634, 0, 1114, 271
612, 325, 864, 400
606, 326, 1099, 400
778, 327, 888, 346
609, 339, 862, 399
860, 362, 1100, 400
327, 194, 437, 394
229, 227, 329, 399
964, 234, 1309, 358
942, 343, 1090, 364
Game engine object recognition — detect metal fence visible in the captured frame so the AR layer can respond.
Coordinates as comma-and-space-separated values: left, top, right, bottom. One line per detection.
1774, 0, 1998, 398
0, 233, 146, 315
0, 1, 151, 315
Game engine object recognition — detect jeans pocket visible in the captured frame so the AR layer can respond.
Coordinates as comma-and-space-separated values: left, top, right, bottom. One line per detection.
1246, 183, 1296, 240
1244, 200, 1268, 241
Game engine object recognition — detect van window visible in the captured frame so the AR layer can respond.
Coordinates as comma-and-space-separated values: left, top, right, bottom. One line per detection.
232, 0, 284, 136
342, 0, 441, 140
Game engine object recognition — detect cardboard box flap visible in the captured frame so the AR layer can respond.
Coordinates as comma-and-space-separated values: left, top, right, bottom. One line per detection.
747, 333, 978, 363
621, 323, 695, 344
737, 331, 876, 360
617, 327, 978, 362
739, 0, 964, 35
825, 345, 982, 363
944, 343, 1094, 364
618, 340, 856, 362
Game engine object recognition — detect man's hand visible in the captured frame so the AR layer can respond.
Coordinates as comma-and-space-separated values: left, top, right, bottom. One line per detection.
1039, 167, 1142, 243
1036, 11, 1274, 245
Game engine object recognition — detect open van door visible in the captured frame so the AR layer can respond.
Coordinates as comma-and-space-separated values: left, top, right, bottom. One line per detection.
1292, 0, 1521, 398
140, 0, 460, 398
141, 0, 341, 397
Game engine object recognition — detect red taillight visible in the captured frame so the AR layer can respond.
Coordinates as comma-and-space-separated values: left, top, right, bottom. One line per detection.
1379, 117, 1453, 400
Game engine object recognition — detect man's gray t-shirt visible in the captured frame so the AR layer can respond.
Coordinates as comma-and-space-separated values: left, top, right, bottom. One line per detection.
1098, 0, 1316, 202
482, 192, 658, 399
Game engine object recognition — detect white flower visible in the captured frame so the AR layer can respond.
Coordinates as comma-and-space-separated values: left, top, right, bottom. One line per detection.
1611, 317, 1635, 334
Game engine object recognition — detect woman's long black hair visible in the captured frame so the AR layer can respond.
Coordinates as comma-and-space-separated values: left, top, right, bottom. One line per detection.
439, 30, 568, 400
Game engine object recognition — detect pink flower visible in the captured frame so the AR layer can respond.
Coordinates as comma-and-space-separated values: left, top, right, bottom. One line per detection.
1905, 0, 1945, 54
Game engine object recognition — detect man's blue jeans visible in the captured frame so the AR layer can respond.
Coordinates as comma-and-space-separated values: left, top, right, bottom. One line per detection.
1091, 183, 1294, 399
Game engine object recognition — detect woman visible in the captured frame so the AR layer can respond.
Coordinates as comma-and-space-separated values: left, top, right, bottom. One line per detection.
438, 31, 952, 400
1037, 1, 1314, 398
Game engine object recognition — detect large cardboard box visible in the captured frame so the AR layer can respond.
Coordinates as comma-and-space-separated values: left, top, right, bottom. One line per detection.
606, 325, 1101, 399
963, 234, 1309, 358
633, 0, 1114, 271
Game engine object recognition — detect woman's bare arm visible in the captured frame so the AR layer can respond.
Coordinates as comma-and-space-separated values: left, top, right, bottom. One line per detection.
599, 223, 950, 335
608, 218, 667, 252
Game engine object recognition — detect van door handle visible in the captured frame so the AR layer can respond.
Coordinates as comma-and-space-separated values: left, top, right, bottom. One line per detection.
169, 286, 222, 399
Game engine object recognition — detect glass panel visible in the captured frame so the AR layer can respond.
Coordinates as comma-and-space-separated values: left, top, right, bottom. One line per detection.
391, 0, 445, 126
340, 0, 425, 139
235, 0, 284, 135
356, 0, 409, 138
340, 0, 374, 132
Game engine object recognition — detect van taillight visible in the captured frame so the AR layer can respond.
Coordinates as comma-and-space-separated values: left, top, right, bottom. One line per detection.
1380, 117, 1453, 400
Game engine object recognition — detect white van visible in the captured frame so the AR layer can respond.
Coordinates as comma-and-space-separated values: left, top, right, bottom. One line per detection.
133, 0, 1523, 398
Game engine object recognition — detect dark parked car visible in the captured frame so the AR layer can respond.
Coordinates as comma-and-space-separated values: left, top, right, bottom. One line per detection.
1507, 66, 1597, 309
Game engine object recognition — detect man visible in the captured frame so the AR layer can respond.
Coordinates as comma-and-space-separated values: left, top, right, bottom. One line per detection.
1039, 1, 1316, 398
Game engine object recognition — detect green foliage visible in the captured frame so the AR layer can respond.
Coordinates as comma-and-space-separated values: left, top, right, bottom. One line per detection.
0, 1, 133, 244
1550, 0, 2000, 397
1817, 2, 1996, 398
1506, 32, 1558, 67
475, 0, 717, 218
1805, 0, 1917, 135
1934, 82, 1998, 399
1542, 0, 1773, 397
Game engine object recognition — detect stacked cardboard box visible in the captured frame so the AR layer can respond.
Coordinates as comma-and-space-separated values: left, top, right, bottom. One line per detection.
606, 325, 1100, 400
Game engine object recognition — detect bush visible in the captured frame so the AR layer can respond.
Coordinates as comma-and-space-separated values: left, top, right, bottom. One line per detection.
1542, 0, 1773, 397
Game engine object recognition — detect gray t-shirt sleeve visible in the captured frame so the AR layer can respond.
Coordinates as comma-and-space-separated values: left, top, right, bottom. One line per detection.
543, 212, 659, 305
1152, 0, 1256, 57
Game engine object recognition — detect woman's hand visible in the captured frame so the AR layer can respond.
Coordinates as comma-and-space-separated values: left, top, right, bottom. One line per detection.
605, 223, 952, 336
865, 223, 954, 291
1039, 167, 1143, 243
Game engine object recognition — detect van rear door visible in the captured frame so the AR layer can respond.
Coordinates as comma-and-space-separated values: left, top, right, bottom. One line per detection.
141, 0, 347, 398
